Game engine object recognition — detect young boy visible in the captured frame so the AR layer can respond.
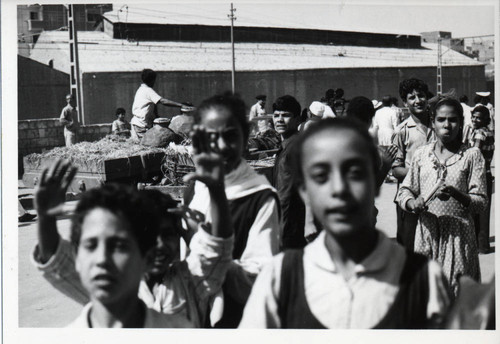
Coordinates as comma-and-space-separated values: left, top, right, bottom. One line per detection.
32, 152, 234, 327
391, 78, 436, 251
272, 95, 307, 249
111, 108, 131, 137
239, 118, 450, 329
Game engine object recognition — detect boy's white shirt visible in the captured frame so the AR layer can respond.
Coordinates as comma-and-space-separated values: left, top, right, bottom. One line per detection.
239, 230, 450, 328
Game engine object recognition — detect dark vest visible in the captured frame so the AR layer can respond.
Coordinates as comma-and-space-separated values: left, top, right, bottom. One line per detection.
184, 182, 280, 328
278, 249, 430, 329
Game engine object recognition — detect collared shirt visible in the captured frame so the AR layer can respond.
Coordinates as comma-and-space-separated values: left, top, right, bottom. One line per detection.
239, 230, 450, 329
67, 301, 193, 328
392, 115, 436, 170
131, 83, 162, 128
32, 227, 234, 328
60, 104, 79, 133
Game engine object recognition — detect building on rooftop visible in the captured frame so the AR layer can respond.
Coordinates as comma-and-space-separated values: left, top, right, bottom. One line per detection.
19, 4, 487, 124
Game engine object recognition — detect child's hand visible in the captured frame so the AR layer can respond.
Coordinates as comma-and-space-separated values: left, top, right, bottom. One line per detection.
168, 205, 205, 244
436, 184, 453, 201
385, 145, 399, 163
407, 196, 426, 214
184, 125, 225, 189
35, 160, 78, 217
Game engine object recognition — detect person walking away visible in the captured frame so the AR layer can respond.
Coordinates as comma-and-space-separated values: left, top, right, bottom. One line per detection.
131, 69, 192, 140
60, 94, 79, 146
272, 95, 307, 249
396, 96, 487, 296
239, 118, 450, 328
372, 96, 399, 149
463, 105, 494, 254
391, 78, 436, 251
459, 95, 472, 127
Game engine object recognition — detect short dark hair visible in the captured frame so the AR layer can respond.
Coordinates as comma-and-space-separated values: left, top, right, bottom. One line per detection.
291, 117, 380, 191
382, 95, 392, 107
272, 95, 301, 118
115, 107, 126, 116
399, 78, 429, 101
71, 184, 162, 256
471, 105, 491, 126
194, 92, 250, 143
325, 89, 335, 100
459, 95, 469, 103
346, 96, 375, 126
141, 69, 157, 87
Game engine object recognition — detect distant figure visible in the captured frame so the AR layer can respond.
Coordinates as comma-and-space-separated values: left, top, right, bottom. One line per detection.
474, 92, 494, 132
111, 107, 131, 137
372, 96, 399, 148
298, 101, 324, 132
169, 102, 195, 139
320, 95, 336, 119
131, 69, 193, 140
59, 94, 79, 146
390, 96, 405, 124
333, 88, 346, 116
249, 95, 269, 134
459, 95, 472, 127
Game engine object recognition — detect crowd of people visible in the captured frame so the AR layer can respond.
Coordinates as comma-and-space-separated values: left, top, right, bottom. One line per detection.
32, 72, 495, 329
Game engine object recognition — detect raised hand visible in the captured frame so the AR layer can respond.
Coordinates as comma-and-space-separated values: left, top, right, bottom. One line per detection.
184, 125, 225, 189
35, 159, 78, 217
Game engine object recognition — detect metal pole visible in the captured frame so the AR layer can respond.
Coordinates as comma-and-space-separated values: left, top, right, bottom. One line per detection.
437, 37, 442, 96
228, 3, 236, 93
67, 4, 85, 124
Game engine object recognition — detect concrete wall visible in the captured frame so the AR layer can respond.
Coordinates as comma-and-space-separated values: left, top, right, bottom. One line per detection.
18, 118, 112, 157
82, 65, 486, 124
18, 55, 70, 120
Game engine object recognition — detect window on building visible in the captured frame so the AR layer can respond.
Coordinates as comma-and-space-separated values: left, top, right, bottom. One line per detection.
30, 11, 39, 20
87, 12, 100, 22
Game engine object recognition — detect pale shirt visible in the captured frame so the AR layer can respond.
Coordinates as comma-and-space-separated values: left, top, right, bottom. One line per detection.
187, 159, 280, 320
249, 102, 268, 133
32, 227, 234, 328
372, 106, 399, 146
131, 83, 162, 128
60, 104, 79, 133
461, 103, 472, 127
239, 230, 450, 329
68, 302, 194, 328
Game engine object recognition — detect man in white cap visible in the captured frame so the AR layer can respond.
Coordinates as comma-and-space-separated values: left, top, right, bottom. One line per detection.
59, 93, 79, 146
169, 102, 195, 139
249, 95, 269, 134
299, 101, 324, 131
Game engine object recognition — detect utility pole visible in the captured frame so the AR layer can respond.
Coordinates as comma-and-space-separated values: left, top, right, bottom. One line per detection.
228, 3, 236, 93
66, 4, 85, 124
437, 37, 442, 96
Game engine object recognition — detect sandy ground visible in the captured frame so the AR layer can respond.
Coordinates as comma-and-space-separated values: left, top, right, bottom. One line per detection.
18, 181, 496, 327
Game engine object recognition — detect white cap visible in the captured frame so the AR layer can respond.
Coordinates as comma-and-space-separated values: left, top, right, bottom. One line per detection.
476, 91, 491, 97
309, 101, 325, 118
372, 100, 382, 109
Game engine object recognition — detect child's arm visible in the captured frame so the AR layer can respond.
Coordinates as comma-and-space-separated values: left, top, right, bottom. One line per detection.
32, 160, 89, 304
35, 160, 77, 263
396, 148, 424, 213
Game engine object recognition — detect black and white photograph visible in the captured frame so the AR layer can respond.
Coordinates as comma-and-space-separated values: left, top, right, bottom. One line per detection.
2, 0, 499, 342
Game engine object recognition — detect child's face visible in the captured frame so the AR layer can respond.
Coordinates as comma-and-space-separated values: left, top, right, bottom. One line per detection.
118, 113, 125, 121
472, 110, 488, 129
76, 208, 146, 305
145, 217, 180, 277
200, 107, 245, 173
404, 90, 428, 116
433, 105, 461, 144
298, 129, 376, 238
273, 111, 298, 137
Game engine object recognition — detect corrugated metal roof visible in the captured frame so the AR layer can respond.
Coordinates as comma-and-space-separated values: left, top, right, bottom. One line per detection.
29, 31, 482, 74
102, 4, 420, 36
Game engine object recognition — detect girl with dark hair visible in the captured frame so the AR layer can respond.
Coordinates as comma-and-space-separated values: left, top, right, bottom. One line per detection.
185, 93, 280, 328
463, 105, 494, 254
239, 118, 450, 329
397, 97, 487, 296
